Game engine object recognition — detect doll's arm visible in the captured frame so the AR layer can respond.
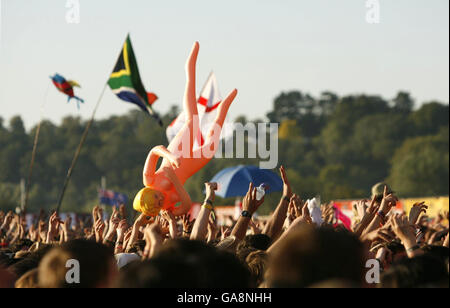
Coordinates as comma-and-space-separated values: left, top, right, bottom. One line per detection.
163, 167, 192, 216
143, 146, 180, 186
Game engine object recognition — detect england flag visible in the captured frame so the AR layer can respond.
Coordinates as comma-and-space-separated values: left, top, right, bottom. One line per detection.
166, 72, 234, 150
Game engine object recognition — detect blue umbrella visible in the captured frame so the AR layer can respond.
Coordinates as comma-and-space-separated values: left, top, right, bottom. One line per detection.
210, 165, 283, 198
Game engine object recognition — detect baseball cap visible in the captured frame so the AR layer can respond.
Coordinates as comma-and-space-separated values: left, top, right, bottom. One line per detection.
371, 182, 394, 199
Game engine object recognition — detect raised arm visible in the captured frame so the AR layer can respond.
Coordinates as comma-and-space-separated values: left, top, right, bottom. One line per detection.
143, 145, 181, 186
231, 183, 264, 242
190, 183, 217, 241
262, 166, 293, 241
362, 186, 398, 237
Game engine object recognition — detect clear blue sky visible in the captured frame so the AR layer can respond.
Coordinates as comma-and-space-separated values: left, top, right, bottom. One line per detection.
0, 0, 448, 130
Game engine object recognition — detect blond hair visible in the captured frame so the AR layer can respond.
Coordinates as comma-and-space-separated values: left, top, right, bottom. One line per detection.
133, 187, 163, 216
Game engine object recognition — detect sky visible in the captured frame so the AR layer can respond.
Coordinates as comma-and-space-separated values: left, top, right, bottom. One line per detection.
0, 0, 448, 130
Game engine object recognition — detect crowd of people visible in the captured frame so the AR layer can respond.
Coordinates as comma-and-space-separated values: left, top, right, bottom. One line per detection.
0, 166, 448, 288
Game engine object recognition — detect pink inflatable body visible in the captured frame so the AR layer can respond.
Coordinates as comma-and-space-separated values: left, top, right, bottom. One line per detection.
134, 42, 237, 216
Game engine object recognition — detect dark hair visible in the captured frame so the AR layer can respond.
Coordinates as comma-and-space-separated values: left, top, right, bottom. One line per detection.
10, 239, 34, 253
9, 257, 39, 278
236, 246, 257, 263
381, 254, 449, 288
237, 234, 272, 251
420, 246, 449, 265
266, 225, 365, 288
118, 239, 251, 288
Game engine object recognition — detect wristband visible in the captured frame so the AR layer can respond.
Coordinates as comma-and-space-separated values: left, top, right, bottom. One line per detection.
241, 211, 252, 218
376, 211, 386, 223
202, 199, 214, 210
202, 203, 213, 211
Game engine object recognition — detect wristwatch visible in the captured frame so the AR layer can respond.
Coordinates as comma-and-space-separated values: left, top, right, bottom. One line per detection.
241, 211, 252, 218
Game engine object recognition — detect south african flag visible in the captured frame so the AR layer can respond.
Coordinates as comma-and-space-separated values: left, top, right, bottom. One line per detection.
108, 35, 162, 126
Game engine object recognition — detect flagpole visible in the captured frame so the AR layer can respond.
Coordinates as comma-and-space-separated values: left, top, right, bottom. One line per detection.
55, 83, 108, 213
23, 83, 50, 213
55, 35, 129, 214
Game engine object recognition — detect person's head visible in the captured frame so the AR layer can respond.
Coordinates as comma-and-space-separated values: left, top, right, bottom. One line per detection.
127, 240, 146, 255
266, 225, 365, 288
371, 182, 393, 204
118, 238, 251, 288
237, 234, 272, 251
421, 245, 449, 270
385, 241, 407, 264
38, 239, 117, 288
9, 257, 39, 279
10, 239, 33, 253
15, 268, 39, 288
380, 254, 449, 288
236, 246, 257, 263
133, 187, 165, 216
245, 250, 268, 287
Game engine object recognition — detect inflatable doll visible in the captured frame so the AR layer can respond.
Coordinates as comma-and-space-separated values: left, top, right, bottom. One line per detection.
133, 42, 237, 216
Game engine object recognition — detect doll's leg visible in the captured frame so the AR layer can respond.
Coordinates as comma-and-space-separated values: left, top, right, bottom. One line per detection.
202, 89, 237, 146
167, 42, 200, 158
185, 89, 238, 175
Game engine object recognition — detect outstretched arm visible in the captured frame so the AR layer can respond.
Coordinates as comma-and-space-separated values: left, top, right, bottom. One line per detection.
231, 183, 264, 242
262, 166, 292, 241
143, 146, 180, 186
190, 183, 217, 241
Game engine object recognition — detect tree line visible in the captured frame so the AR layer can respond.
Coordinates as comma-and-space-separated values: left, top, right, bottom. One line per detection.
0, 90, 448, 214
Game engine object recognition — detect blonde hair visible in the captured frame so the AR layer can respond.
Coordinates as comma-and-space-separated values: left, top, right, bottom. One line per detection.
133, 187, 163, 217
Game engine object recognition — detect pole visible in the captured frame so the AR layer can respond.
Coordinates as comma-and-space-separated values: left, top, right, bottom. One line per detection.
55, 34, 128, 213
55, 83, 108, 213
23, 83, 50, 212
20, 178, 25, 211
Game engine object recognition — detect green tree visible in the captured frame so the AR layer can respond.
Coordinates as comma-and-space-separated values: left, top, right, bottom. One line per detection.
388, 130, 449, 197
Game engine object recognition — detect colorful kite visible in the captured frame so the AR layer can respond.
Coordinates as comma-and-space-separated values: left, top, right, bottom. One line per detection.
108, 35, 162, 126
50, 73, 84, 109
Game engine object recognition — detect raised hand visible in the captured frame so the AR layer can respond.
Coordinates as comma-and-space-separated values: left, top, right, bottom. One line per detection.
221, 226, 232, 241
47, 212, 62, 243
249, 218, 262, 235
379, 185, 398, 216
61, 216, 73, 242
161, 210, 178, 239
392, 214, 416, 245
143, 222, 164, 259
182, 214, 194, 237
94, 219, 106, 243
361, 227, 396, 244
279, 166, 292, 199
134, 213, 153, 228
392, 214, 422, 257
104, 212, 120, 244
207, 215, 219, 242
242, 183, 264, 215
409, 202, 428, 226
0, 211, 14, 232
116, 219, 128, 240
204, 182, 218, 203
